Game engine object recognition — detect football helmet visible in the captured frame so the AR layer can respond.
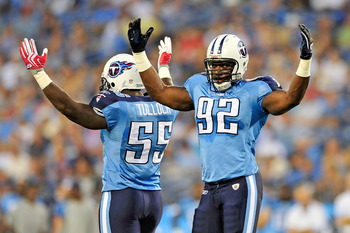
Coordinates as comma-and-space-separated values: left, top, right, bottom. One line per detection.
99, 53, 145, 93
204, 34, 249, 92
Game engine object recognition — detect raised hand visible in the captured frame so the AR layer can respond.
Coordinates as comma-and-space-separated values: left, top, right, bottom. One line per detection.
20, 38, 48, 71
158, 36, 172, 70
299, 24, 313, 60
128, 18, 154, 53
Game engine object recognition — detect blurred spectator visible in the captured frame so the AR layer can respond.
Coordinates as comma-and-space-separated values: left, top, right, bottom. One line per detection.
5, 178, 49, 233
316, 137, 346, 202
157, 181, 202, 233
284, 150, 314, 188
316, 49, 349, 94
52, 179, 98, 233
72, 155, 100, 203
0, 171, 21, 233
257, 185, 294, 233
284, 182, 331, 233
309, 0, 348, 11
334, 171, 350, 233
176, 181, 202, 233
0, 134, 30, 183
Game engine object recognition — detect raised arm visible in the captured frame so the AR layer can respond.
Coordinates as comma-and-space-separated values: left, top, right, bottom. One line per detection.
262, 24, 313, 115
127, 18, 194, 111
20, 38, 107, 129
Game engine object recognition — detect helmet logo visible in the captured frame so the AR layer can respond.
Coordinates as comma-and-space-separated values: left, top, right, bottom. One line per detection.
238, 40, 248, 58
108, 61, 135, 78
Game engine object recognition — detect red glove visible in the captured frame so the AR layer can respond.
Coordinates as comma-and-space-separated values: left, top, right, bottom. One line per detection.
20, 38, 48, 70
158, 36, 172, 69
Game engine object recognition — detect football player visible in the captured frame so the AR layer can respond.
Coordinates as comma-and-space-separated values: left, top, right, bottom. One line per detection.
19, 38, 178, 233
127, 18, 313, 233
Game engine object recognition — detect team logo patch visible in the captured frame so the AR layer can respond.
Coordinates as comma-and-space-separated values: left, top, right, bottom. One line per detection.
237, 40, 248, 58
108, 61, 134, 78
232, 183, 240, 190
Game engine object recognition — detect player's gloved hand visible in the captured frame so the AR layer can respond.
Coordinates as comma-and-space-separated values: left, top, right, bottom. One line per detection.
128, 18, 154, 53
299, 24, 313, 60
19, 38, 52, 89
158, 36, 172, 70
20, 38, 48, 74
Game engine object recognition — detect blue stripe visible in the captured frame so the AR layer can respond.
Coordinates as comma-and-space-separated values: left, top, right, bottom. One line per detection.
243, 175, 257, 233
210, 37, 219, 54
100, 192, 111, 233
106, 192, 111, 233
243, 177, 251, 232
217, 34, 228, 54
99, 193, 103, 232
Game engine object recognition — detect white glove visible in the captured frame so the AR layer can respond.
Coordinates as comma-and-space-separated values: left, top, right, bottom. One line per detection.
158, 36, 172, 79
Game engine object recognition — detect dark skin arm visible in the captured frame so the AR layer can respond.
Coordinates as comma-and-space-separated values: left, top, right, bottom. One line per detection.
41, 72, 175, 129
19, 38, 108, 130
262, 23, 313, 115
262, 75, 309, 115
42, 82, 107, 130
140, 66, 194, 111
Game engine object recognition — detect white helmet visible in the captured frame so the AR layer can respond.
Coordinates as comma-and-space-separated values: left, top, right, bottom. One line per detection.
99, 53, 145, 93
204, 34, 249, 92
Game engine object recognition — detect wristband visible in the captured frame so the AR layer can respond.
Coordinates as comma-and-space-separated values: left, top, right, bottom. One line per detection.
133, 51, 152, 72
158, 66, 171, 79
296, 58, 312, 77
32, 70, 53, 89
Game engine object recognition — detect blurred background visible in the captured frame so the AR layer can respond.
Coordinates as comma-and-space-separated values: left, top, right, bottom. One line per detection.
1, 0, 350, 232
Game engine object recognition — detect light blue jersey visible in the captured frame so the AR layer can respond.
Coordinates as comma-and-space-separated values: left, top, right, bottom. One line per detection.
184, 73, 281, 182
89, 90, 179, 191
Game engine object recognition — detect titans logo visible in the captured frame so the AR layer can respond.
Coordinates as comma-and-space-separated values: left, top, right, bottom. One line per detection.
238, 40, 248, 58
108, 61, 135, 78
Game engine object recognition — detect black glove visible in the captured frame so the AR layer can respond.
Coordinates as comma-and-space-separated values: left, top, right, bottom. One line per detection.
299, 24, 313, 60
128, 18, 154, 53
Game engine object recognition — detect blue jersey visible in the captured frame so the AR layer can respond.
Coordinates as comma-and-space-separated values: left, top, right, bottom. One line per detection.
89, 90, 179, 191
184, 73, 281, 182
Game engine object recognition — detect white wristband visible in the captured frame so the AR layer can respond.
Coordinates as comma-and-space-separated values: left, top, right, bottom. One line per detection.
32, 70, 53, 89
296, 59, 312, 77
158, 66, 171, 79
133, 51, 152, 72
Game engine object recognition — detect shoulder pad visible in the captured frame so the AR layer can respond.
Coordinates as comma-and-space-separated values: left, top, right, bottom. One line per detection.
89, 90, 154, 110
248, 76, 282, 91
89, 90, 120, 110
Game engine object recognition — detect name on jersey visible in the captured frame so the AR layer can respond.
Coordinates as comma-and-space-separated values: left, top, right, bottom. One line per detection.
135, 103, 172, 116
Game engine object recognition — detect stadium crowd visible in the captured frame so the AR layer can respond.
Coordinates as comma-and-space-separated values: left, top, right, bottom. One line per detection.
0, 0, 350, 232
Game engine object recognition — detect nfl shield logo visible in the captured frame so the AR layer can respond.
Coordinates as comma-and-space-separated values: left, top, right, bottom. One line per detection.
232, 183, 240, 190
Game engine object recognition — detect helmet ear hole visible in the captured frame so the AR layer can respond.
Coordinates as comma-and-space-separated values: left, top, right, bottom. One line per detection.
111, 82, 115, 87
